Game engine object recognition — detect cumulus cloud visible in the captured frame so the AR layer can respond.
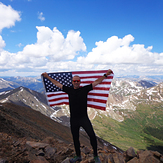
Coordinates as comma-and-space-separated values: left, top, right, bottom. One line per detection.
0, 26, 87, 73
1, 27, 163, 76
0, 2, 21, 32
38, 12, 45, 21
0, 51, 9, 65
154, 53, 163, 65
22, 26, 86, 61
1, 29, 163, 76
0, 35, 6, 50
77, 34, 160, 65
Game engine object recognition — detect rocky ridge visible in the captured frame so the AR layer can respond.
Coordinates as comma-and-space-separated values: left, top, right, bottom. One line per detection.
1, 132, 163, 163
0, 86, 54, 117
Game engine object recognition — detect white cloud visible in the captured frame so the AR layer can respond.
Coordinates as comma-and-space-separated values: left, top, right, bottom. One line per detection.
38, 12, 45, 21
154, 53, 163, 65
46, 61, 94, 73
0, 35, 6, 50
22, 26, 86, 61
77, 34, 158, 65
0, 26, 87, 72
0, 2, 21, 32
0, 21, 163, 76
17, 43, 23, 47
0, 51, 9, 65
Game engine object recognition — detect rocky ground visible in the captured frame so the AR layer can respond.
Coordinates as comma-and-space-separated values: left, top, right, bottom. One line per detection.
0, 102, 163, 163
1, 132, 163, 163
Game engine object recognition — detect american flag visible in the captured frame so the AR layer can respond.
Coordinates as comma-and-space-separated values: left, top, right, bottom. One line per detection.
42, 70, 114, 111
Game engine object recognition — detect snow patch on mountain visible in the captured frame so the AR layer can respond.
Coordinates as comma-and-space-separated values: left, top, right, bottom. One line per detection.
0, 77, 162, 124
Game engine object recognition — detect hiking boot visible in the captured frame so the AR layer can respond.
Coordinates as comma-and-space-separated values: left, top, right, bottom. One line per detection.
69, 156, 82, 163
94, 156, 101, 163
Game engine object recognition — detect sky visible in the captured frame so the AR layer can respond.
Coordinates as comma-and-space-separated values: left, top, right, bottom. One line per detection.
0, 0, 163, 77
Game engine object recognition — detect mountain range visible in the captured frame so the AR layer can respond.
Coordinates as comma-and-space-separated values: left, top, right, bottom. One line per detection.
1, 75, 163, 93
0, 76, 43, 93
0, 75, 163, 155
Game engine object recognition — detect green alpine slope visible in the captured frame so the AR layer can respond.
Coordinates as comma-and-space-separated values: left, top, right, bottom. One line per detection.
92, 102, 163, 154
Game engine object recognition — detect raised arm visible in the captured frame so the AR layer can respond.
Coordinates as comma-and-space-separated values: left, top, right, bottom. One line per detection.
92, 69, 113, 88
41, 72, 63, 89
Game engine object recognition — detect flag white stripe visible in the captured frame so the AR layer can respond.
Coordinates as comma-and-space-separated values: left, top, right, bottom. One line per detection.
49, 99, 69, 105
72, 72, 113, 77
94, 84, 111, 88
88, 95, 108, 100
47, 94, 68, 100
90, 89, 109, 94
81, 78, 113, 82
88, 101, 106, 107
73, 73, 104, 77
46, 91, 65, 95
81, 83, 111, 88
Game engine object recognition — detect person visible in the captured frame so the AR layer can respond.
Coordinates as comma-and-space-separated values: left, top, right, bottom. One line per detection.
42, 69, 113, 163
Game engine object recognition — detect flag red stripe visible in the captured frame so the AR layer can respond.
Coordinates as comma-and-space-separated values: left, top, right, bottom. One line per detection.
87, 104, 106, 111
81, 81, 111, 85
50, 102, 69, 107
48, 96, 68, 102
88, 92, 108, 97
93, 87, 110, 91
80, 75, 113, 79
72, 70, 108, 74
87, 98, 107, 104
47, 92, 66, 97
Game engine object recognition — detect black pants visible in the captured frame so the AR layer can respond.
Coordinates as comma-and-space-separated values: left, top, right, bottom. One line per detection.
70, 116, 98, 157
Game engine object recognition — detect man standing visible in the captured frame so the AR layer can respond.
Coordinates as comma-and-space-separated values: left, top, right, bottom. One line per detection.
42, 69, 113, 163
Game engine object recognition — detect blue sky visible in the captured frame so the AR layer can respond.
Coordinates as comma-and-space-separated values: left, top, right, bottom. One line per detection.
0, 0, 163, 77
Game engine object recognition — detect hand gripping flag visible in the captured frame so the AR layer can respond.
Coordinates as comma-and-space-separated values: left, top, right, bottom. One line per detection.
42, 70, 114, 111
